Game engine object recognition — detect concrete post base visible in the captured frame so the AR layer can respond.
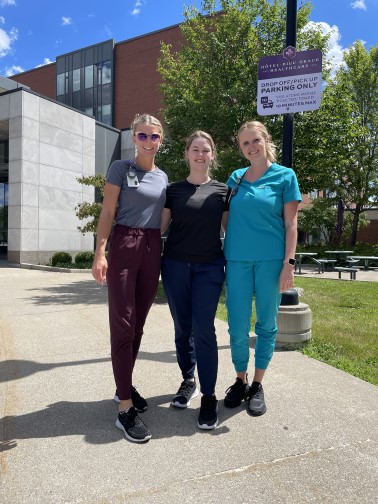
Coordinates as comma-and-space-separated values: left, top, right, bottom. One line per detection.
276, 302, 312, 349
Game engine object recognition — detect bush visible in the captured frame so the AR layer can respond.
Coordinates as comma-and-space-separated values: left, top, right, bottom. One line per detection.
75, 251, 95, 264
51, 252, 72, 266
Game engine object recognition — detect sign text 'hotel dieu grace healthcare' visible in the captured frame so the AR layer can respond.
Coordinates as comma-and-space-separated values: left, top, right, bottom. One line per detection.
257, 47, 322, 116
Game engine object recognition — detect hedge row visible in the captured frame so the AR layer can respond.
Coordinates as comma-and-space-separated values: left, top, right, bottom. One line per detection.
50, 251, 95, 268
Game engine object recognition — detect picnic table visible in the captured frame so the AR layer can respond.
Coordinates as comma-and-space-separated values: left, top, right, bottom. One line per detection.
347, 256, 378, 271
295, 252, 317, 275
324, 250, 354, 264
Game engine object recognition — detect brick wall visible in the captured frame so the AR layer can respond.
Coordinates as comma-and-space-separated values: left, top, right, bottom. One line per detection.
114, 25, 184, 129
9, 64, 56, 100
357, 220, 378, 244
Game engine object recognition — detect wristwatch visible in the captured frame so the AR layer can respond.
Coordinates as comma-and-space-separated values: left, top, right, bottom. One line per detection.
284, 258, 296, 265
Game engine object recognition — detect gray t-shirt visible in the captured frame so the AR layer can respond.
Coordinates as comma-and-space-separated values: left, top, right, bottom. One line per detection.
106, 159, 168, 229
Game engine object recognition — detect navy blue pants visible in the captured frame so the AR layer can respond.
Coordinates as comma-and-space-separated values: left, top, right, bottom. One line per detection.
161, 256, 226, 396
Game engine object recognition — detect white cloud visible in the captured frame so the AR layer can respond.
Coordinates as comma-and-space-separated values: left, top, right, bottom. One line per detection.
61, 17, 72, 26
0, 26, 17, 58
350, 0, 367, 10
131, 0, 144, 16
5, 64, 23, 76
0, 1, 16, 7
0, 16, 5, 24
105, 24, 112, 37
303, 21, 347, 76
35, 57, 53, 68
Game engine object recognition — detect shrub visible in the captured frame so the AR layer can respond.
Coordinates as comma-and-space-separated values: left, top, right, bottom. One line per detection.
75, 251, 95, 264
51, 252, 72, 266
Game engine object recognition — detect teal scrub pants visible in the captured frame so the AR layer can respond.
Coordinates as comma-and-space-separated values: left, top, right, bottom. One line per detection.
226, 260, 283, 372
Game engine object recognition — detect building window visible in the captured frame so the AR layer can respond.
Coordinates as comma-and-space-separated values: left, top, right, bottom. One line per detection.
56, 42, 114, 124
57, 73, 65, 96
102, 60, 111, 84
99, 104, 112, 125
101, 83, 111, 106
72, 91, 81, 109
85, 65, 93, 89
84, 88, 93, 108
73, 69, 81, 92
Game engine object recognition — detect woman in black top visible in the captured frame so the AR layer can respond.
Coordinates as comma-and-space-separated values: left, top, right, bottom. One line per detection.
161, 130, 229, 430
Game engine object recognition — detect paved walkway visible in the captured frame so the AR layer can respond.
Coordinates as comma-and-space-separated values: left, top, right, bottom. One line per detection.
0, 266, 377, 503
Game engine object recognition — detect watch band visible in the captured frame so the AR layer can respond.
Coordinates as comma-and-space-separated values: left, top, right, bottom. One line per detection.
284, 258, 296, 265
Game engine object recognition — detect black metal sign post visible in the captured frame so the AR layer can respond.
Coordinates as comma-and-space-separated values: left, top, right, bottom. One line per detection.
282, 0, 298, 169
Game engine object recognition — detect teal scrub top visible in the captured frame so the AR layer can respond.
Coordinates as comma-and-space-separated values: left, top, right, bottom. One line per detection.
224, 163, 302, 262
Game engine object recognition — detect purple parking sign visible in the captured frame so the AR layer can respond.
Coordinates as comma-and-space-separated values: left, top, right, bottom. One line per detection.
257, 48, 322, 116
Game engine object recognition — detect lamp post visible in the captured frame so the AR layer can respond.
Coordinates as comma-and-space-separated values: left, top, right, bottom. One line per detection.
282, 0, 297, 169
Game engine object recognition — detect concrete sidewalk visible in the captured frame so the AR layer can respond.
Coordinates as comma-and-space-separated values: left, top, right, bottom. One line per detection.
0, 266, 377, 504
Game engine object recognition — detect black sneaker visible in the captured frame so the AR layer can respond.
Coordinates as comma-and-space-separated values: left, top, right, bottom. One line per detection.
113, 387, 148, 413
198, 394, 218, 430
115, 407, 151, 443
224, 378, 249, 408
246, 382, 267, 416
171, 379, 199, 408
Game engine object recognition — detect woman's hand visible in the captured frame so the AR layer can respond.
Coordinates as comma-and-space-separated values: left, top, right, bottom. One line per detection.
92, 254, 108, 285
279, 263, 295, 293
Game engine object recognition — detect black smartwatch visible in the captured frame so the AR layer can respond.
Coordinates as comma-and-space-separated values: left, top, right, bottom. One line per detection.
285, 258, 296, 266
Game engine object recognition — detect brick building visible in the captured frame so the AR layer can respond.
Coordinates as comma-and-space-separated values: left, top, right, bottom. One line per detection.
10, 24, 184, 130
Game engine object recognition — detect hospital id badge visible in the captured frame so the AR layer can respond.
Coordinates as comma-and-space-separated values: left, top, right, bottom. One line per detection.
127, 168, 139, 187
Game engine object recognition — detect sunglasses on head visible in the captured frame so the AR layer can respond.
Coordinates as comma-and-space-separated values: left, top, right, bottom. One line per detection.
136, 132, 161, 142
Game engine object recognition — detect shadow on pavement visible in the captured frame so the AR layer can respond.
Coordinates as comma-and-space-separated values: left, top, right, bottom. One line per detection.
25, 280, 108, 306
23, 279, 168, 307
0, 345, 232, 383
1, 392, 251, 452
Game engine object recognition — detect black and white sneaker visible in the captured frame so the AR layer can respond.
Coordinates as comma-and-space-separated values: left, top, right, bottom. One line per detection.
115, 407, 151, 443
114, 386, 148, 413
171, 379, 199, 408
224, 377, 249, 408
197, 395, 218, 430
246, 382, 267, 416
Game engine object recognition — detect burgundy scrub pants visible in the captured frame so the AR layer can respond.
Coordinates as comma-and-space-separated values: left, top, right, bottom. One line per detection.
106, 224, 161, 401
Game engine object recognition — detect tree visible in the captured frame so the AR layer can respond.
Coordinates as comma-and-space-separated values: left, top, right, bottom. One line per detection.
297, 41, 378, 245
298, 198, 368, 244
75, 175, 105, 234
157, 0, 330, 182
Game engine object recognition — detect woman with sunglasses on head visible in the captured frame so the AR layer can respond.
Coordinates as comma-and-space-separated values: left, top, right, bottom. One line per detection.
223, 121, 301, 416
92, 113, 168, 443
160, 131, 229, 430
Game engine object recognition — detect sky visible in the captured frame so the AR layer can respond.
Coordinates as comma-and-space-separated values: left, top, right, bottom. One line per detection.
0, 0, 376, 78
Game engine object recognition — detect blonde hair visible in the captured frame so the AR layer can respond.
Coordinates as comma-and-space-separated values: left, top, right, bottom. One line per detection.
131, 113, 164, 139
237, 121, 277, 162
185, 130, 218, 170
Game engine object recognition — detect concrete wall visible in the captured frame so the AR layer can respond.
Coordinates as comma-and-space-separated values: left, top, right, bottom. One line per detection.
120, 129, 134, 161
95, 123, 120, 176
3, 89, 95, 264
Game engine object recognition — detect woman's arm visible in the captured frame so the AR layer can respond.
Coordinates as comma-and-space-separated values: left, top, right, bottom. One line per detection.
92, 182, 121, 285
160, 208, 172, 235
221, 211, 229, 233
279, 200, 299, 293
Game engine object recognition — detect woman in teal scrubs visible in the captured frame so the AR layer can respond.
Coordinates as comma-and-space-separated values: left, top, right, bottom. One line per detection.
223, 121, 301, 416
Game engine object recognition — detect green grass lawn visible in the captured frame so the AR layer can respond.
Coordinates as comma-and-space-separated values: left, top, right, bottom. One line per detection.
157, 278, 378, 386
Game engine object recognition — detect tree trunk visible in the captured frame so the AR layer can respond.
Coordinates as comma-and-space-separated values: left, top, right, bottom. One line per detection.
350, 203, 362, 245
